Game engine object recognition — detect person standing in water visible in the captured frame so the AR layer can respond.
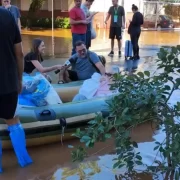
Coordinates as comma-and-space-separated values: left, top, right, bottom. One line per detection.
105, 0, 125, 57
128, 4, 143, 61
0, 8, 32, 172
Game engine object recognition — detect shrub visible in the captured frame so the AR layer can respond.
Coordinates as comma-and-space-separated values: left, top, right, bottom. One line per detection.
21, 16, 71, 29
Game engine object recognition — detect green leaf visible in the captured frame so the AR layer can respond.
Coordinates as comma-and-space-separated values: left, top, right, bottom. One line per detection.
113, 161, 120, 169
175, 170, 180, 180
135, 161, 143, 165
168, 77, 173, 81
155, 142, 161, 145
105, 133, 112, 139
154, 146, 159, 151
136, 155, 142, 161
176, 78, 180, 86
144, 71, 150, 77
137, 72, 144, 79
88, 120, 96, 125
121, 107, 129, 116
81, 136, 91, 143
133, 142, 138, 148
164, 85, 171, 90
118, 164, 125, 169
85, 140, 91, 147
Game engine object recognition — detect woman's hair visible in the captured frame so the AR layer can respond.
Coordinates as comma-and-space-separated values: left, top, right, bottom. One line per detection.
132, 4, 138, 11
31, 38, 43, 54
31, 38, 43, 61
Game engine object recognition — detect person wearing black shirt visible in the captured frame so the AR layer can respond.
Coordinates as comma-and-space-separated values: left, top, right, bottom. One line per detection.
0, 7, 32, 171
24, 38, 62, 76
128, 4, 143, 60
105, 0, 125, 57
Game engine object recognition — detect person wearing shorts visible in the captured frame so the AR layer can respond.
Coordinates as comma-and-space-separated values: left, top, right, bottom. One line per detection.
0, 8, 32, 171
105, 0, 125, 57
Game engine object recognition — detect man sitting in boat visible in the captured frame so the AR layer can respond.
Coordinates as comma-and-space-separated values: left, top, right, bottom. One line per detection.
56, 40, 106, 83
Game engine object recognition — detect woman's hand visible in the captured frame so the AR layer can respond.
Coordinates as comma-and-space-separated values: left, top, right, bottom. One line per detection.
55, 65, 63, 69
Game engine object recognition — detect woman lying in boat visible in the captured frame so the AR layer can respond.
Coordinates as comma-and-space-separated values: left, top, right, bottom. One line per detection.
72, 70, 119, 102
24, 38, 62, 82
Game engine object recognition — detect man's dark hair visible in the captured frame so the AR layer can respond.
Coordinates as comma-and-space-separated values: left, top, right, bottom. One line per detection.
86, 0, 94, 2
75, 40, 85, 47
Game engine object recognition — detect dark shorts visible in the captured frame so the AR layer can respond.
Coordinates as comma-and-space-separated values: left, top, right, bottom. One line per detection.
0, 91, 18, 120
68, 70, 79, 81
109, 27, 122, 40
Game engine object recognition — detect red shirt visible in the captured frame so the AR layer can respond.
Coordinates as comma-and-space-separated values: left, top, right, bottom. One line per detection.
69, 7, 87, 34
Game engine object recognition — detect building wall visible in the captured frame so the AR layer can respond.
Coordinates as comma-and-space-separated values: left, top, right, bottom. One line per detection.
16, 0, 145, 28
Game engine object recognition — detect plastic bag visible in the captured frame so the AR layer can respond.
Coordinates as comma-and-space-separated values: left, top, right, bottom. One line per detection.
19, 73, 62, 107
91, 27, 97, 39
45, 85, 62, 105
19, 73, 50, 106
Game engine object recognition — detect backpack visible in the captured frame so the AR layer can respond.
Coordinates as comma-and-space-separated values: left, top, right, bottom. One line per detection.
74, 51, 106, 73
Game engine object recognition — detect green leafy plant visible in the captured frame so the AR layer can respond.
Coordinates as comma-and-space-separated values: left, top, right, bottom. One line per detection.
21, 16, 70, 29
70, 45, 180, 179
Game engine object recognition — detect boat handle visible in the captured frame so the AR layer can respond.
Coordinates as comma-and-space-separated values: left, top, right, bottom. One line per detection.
40, 110, 51, 116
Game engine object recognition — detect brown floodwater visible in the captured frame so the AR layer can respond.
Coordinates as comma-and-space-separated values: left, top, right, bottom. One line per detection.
1, 122, 157, 180
2, 89, 180, 180
1, 30, 179, 179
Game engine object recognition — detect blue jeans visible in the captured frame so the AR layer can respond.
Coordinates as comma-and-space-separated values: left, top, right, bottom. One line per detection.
72, 33, 86, 55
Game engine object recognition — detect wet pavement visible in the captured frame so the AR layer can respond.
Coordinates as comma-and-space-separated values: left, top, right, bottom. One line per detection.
22, 29, 169, 83
0, 29, 179, 179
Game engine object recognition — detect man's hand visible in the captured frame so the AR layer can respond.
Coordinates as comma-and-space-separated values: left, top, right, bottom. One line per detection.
18, 80, 22, 94
82, 20, 90, 24
104, 21, 107, 25
100, 75, 108, 82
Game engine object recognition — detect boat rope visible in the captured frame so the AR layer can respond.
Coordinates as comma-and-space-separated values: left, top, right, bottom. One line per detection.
59, 117, 67, 146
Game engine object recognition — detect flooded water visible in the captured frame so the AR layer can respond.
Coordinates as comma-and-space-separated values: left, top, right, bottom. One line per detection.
1, 122, 156, 180
21, 29, 180, 58
1, 77, 179, 180
0, 30, 179, 179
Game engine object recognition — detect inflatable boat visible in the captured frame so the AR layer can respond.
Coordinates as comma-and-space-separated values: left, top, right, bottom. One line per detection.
0, 81, 111, 149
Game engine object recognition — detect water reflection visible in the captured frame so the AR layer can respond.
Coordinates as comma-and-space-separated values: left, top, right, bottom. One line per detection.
21, 29, 180, 58
22, 35, 72, 58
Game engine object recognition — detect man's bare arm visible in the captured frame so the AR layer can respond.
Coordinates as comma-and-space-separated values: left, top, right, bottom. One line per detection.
70, 18, 88, 25
14, 42, 24, 81
95, 62, 106, 76
105, 13, 110, 24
